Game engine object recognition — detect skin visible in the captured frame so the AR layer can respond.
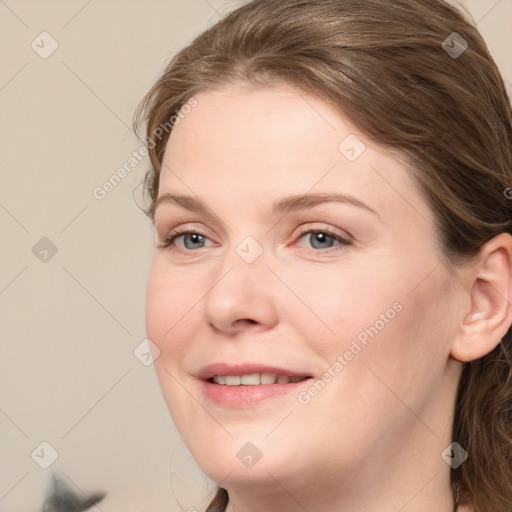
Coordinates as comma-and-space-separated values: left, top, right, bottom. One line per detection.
145, 83, 512, 512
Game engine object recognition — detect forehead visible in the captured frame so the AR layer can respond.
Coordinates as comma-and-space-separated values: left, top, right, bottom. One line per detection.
159, 84, 434, 229
167, 83, 346, 169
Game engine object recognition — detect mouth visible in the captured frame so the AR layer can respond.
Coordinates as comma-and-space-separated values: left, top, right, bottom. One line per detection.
198, 363, 314, 407
208, 373, 310, 385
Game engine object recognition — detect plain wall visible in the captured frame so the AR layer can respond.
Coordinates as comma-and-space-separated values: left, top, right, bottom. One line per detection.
1, 0, 511, 510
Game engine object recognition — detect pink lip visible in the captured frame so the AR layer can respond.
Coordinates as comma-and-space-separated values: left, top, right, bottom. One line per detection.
196, 362, 313, 408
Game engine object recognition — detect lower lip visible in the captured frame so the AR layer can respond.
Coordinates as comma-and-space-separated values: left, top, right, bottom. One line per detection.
202, 379, 312, 407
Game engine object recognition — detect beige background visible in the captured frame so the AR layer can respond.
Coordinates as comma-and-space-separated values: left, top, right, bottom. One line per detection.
1, 1, 511, 510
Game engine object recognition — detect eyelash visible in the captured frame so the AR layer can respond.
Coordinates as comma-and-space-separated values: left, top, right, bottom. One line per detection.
157, 225, 352, 254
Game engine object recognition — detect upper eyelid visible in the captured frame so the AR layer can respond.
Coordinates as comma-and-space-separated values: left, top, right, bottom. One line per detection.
161, 221, 350, 238
161, 224, 352, 249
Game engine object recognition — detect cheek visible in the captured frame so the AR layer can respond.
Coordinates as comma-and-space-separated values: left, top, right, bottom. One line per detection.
279, 260, 399, 355
337, 267, 453, 411
286, 254, 448, 383
145, 269, 171, 350
145, 262, 199, 430
145, 259, 203, 351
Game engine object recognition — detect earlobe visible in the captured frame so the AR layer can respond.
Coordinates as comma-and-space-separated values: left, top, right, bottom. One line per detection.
451, 233, 512, 363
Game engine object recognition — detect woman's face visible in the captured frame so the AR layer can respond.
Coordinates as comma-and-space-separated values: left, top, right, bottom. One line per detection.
146, 83, 464, 502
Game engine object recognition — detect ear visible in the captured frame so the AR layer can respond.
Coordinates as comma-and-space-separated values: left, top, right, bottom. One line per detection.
451, 232, 512, 363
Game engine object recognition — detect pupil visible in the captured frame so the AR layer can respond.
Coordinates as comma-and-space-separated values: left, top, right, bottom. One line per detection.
186, 233, 203, 249
312, 232, 333, 249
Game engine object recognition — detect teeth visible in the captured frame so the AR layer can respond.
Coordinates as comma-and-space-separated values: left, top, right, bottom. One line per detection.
211, 373, 308, 385
261, 373, 277, 385
241, 373, 260, 385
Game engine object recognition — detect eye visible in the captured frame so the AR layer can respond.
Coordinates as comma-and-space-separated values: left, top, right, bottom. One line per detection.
157, 228, 215, 251
157, 226, 352, 253
295, 229, 352, 251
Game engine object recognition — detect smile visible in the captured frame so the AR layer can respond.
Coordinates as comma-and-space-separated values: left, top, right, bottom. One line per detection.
210, 373, 309, 385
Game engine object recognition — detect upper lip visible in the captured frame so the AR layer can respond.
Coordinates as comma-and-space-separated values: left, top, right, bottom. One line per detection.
196, 363, 313, 381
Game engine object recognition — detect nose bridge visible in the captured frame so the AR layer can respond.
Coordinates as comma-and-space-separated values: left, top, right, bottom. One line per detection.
214, 232, 269, 286
202, 233, 278, 332
211, 233, 269, 300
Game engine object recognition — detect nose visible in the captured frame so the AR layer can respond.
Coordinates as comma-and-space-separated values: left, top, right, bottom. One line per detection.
202, 245, 279, 335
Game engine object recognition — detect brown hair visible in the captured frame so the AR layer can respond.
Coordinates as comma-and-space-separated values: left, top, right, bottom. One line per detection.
133, 1, 512, 510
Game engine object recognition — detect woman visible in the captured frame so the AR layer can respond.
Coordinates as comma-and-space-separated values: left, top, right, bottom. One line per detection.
134, 0, 512, 511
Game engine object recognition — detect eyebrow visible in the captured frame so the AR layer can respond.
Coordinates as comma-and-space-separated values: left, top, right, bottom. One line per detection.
151, 191, 378, 221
